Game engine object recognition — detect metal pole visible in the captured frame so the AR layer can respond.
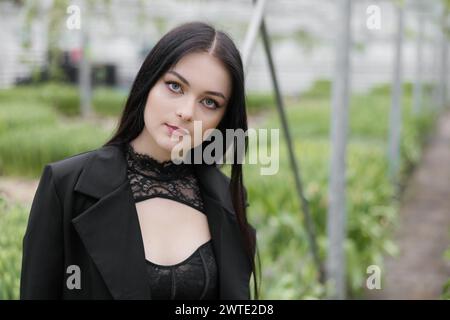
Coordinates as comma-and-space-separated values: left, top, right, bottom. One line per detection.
79, 0, 92, 118
413, 13, 424, 115
438, 8, 449, 111
259, 18, 324, 284
242, 0, 267, 74
431, 20, 440, 111
388, 4, 404, 185
326, 0, 352, 300
243, 0, 324, 283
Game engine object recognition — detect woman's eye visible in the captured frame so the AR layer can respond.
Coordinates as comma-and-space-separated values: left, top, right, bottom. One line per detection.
203, 98, 218, 109
167, 82, 182, 93
166, 81, 219, 109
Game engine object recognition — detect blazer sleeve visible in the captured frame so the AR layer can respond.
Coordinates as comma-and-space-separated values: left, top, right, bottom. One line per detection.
20, 164, 64, 300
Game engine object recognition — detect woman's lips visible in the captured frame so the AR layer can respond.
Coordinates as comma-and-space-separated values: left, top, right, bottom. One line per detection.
165, 123, 189, 136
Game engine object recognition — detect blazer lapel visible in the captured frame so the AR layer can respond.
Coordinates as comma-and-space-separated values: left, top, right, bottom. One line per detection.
72, 144, 150, 299
71, 144, 251, 300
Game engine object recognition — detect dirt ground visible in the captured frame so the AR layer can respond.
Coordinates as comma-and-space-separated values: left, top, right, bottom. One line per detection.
0, 177, 38, 207
367, 110, 450, 299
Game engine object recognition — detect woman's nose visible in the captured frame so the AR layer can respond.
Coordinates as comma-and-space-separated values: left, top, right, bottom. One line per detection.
176, 100, 195, 122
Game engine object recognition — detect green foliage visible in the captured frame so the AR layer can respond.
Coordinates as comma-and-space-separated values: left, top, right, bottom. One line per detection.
244, 89, 435, 298
441, 230, 450, 300
244, 138, 399, 298
0, 83, 79, 115
0, 85, 113, 176
0, 83, 437, 299
262, 93, 414, 140
301, 79, 332, 99
0, 83, 125, 117
0, 197, 28, 300
92, 87, 127, 116
0, 102, 57, 134
0, 123, 111, 177
399, 108, 436, 181
0, 84, 271, 117
369, 82, 414, 96
246, 92, 275, 114
442, 279, 450, 300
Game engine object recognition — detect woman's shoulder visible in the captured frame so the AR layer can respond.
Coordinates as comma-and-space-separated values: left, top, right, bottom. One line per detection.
44, 145, 120, 187
46, 148, 97, 177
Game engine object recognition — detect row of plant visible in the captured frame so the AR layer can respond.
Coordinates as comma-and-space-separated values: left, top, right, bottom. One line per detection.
0, 197, 28, 300
0, 81, 437, 299
241, 88, 436, 298
0, 83, 275, 118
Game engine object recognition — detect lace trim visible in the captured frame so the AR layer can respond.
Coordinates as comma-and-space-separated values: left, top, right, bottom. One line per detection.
125, 142, 205, 213
126, 143, 193, 180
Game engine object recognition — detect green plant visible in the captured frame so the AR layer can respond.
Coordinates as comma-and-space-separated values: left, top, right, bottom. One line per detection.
246, 92, 275, 114
301, 79, 332, 99
243, 88, 434, 299
0, 197, 28, 300
0, 84, 437, 299
0, 123, 111, 177
0, 102, 57, 134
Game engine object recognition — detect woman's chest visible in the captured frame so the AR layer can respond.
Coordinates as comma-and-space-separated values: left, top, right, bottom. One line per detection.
135, 197, 212, 266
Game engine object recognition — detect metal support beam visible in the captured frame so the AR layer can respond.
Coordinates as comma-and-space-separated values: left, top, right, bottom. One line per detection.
242, 0, 324, 284
242, 0, 267, 74
326, 0, 352, 300
388, 4, 404, 185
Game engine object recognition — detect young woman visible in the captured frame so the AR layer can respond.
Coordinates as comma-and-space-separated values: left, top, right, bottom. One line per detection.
20, 21, 259, 300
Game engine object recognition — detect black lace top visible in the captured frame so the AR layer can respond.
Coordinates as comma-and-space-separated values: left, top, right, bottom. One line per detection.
124, 143, 219, 300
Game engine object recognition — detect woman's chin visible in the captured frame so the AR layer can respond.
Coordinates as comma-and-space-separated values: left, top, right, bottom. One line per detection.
155, 138, 179, 155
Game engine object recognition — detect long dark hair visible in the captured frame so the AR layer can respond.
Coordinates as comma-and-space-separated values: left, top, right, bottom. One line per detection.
104, 21, 260, 299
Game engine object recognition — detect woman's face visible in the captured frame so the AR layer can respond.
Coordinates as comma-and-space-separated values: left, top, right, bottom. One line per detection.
141, 51, 231, 160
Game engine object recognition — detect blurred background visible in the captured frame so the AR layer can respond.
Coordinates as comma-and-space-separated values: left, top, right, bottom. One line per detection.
0, 0, 449, 300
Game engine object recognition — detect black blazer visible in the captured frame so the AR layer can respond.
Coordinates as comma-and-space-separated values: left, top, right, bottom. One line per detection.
20, 143, 256, 300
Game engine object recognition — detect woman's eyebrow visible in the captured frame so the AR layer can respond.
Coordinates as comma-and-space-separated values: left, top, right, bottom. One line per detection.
167, 70, 226, 100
